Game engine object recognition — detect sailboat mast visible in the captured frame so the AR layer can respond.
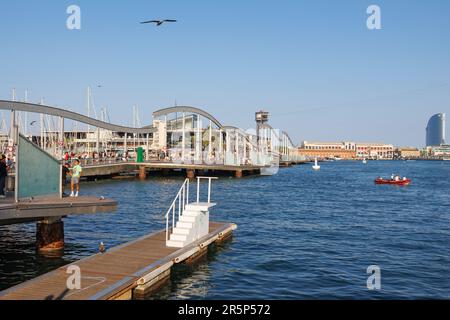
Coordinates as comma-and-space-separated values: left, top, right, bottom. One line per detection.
87, 86, 91, 155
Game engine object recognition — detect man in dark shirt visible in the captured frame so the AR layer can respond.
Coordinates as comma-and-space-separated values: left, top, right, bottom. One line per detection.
62, 163, 70, 196
0, 155, 8, 199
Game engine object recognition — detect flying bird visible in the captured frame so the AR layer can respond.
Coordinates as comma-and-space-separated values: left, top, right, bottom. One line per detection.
30, 121, 37, 126
140, 19, 177, 26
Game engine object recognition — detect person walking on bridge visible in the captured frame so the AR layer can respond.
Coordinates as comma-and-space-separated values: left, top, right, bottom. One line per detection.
70, 159, 83, 197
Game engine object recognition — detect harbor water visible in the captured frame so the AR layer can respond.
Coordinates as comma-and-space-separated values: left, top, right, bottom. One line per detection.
1, 160, 450, 299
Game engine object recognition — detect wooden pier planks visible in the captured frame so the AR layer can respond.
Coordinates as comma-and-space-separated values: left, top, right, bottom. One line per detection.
0, 221, 235, 300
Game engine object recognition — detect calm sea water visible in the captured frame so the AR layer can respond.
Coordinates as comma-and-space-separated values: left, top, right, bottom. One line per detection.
1, 160, 450, 299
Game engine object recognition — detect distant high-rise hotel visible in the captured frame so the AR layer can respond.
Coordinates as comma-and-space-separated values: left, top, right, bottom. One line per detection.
426, 113, 446, 146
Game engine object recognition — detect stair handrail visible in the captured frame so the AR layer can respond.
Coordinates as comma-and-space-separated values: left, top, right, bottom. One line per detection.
165, 177, 219, 243
196, 176, 219, 204
165, 178, 190, 242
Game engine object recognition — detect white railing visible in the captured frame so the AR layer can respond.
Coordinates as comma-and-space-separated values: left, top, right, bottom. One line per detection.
196, 176, 218, 203
164, 176, 218, 242
165, 178, 190, 242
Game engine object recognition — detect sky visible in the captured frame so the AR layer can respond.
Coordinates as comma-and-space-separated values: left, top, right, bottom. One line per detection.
0, 0, 449, 147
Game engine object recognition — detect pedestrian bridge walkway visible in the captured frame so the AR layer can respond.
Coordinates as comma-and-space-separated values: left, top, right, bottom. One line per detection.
0, 194, 117, 226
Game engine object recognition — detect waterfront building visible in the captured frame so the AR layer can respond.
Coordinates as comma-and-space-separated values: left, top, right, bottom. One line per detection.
35, 130, 151, 158
356, 143, 394, 159
426, 145, 450, 158
298, 141, 356, 159
298, 141, 394, 159
426, 113, 446, 146
395, 147, 421, 159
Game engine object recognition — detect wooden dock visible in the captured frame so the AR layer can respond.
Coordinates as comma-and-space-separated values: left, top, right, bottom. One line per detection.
0, 221, 236, 300
81, 161, 266, 178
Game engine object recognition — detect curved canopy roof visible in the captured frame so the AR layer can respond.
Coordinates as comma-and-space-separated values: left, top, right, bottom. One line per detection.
153, 106, 223, 128
282, 131, 296, 147
0, 100, 156, 134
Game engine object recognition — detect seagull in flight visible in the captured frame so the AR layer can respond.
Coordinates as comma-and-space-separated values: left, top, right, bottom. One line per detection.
30, 121, 37, 126
140, 19, 177, 26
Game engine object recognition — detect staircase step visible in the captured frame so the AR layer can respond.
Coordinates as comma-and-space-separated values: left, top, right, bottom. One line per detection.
170, 234, 187, 242
173, 227, 190, 235
182, 210, 200, 217
176, 221, 193, 229
166, 240, 184, 248
186, 203, 216, 211
180, 215, 196, 223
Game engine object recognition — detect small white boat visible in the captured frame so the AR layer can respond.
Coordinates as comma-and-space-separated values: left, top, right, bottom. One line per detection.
312, 158, 321, 171
362, 158, 367, 164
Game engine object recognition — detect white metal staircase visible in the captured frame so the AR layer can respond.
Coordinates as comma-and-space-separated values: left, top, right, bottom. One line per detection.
165, 177, 217, 248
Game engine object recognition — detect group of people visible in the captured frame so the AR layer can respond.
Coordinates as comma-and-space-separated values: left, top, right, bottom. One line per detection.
390, 174, 408, 182
62, 159, 83, 197
0, 154, 83, 199
62, 151, 133, 163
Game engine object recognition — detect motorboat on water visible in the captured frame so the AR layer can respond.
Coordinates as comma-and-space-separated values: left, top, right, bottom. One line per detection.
375, 175, 411, 185
312, 158, 321, 171
362, 158, 367, 164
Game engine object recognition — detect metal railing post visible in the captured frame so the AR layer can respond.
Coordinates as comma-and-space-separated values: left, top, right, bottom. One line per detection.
186, 179, 189, 204
172, 205, 175, 233
208, 178, 212, 203
166, 215, 169, 241
197, 177, 200, 203
182, 183, 185, 211
178, 191, 182, 219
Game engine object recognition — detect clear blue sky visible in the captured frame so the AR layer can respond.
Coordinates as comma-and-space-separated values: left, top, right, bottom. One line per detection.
1, 0, 449, 147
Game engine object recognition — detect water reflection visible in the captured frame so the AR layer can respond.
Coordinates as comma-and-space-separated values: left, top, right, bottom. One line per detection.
151, 238, 234, 300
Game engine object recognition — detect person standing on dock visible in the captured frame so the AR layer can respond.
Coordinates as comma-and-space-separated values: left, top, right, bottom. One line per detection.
70, 159, 83, 197
0, 155, 7, 199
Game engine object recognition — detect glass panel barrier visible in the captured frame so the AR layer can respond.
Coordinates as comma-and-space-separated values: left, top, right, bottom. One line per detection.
18, 134, 61, 199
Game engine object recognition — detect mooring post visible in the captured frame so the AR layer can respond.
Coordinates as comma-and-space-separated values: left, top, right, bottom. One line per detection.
186, 169, 195, 180
36, 217, 64, 252
139, 166, 147, 180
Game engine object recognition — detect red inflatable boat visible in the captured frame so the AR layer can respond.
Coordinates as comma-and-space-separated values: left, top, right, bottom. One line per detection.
375, 177, 411, 185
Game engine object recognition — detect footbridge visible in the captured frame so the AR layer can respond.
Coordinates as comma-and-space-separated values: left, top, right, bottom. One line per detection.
0, 100, 303, 174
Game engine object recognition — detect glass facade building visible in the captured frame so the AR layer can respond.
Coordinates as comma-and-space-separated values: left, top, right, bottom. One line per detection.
426, 113, 446, 146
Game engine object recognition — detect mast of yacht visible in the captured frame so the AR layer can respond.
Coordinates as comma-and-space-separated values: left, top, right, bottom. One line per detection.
87, 86, 91, 155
